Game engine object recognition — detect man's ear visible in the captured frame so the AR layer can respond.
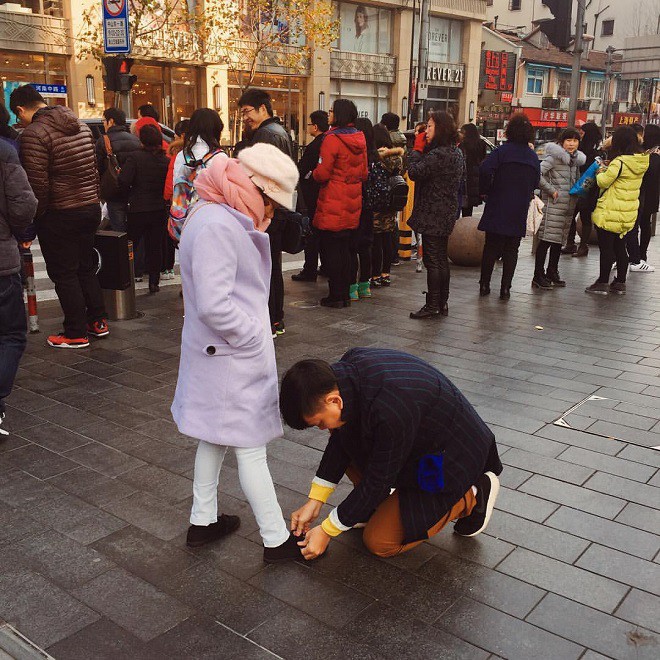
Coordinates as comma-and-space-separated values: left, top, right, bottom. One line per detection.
325, 390, 343, 410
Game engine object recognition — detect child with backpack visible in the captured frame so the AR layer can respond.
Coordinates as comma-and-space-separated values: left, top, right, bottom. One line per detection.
533, 128, 586, 289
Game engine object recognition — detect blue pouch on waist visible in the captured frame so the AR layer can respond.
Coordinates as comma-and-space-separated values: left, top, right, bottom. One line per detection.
417, 453, 445, 493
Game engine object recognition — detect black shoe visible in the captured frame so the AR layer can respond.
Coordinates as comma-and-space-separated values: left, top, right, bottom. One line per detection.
186, 514, 241, 548
263, 532, 305, 564
440, 302, 448, 317
479, 283, 490, 297
609, 279, 626, 295
531, 275, 553, 289
370, 277, 382, 288
291, 270, 317, 282
453, 472, 500, 537
546, 271, 566, 287
500, 287, 511, 300
320, 297, 346, 308
561, 244, 577, 255
380, 275, 391, 287
149, 283, 160, 294
410, 304, 440, 319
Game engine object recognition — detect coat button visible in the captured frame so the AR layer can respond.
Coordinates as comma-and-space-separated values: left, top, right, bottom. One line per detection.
206, 346, 215, 355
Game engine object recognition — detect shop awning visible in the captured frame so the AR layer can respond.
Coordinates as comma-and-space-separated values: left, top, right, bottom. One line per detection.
513, 107, 589, 128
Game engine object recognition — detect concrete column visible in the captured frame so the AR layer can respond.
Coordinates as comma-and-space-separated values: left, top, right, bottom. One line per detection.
459, 18, 482, 125
306, 44, 331, 145
203, 65, 229, 143
392, 8, 414, 129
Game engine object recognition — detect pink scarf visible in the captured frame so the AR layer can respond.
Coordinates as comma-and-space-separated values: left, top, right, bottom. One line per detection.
194, 156, 269, 232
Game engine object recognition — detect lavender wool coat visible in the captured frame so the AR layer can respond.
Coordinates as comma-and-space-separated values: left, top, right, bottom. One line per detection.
171, 201, 283, 447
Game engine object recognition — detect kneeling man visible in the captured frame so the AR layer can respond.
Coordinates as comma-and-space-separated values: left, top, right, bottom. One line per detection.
280, 347, 503, 559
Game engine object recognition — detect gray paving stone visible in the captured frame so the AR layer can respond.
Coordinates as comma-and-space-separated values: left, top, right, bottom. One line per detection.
28, 492, 128, 545
0, 432, 30, 454
615, 589, 660, 635
133, 418, 197, 448
4, 388, 58, 413
117, 464, 192, 503
489, 424, 568, 458
157, 561, 287, 635
533, 423, 626, 455
102, 492, 189, 541
584, 471, 660, 510
0, 467, 67, 512
0, 557, 99, 649
91, 525, 200, 584
502, 447, 594, 485
557, 446, 657, 483
485, 510, 590, 563
5, 443, 79, 480
615, 502, 660, 535
519, 474, 626, 519
34, 404, 102, 432
576, 544, 660, 597
46, 618, 152, 660
415, 549, 545, 619
588, 419, 660, 449
495, 486, 559, 523
545, 506, 660, 560
6, 530, 115, 589
147, 614, 274, 659
436, 596, 584, 660
526, 593, 659, 660
498, 465, 533, 489
342, 601, 489, 660
71, 567, 192, 642
76, 420, 152, 451
247, 606, 385, 660
497, 547, 630, 613
427, 527, 515, 569
22, 423, 91, 453
64, 441, 146, 477
92, 403, 158, 430
124, 436, 195, 475
248, 562, 374, 629
46, 466, 137, 507
0, 502, 41, 546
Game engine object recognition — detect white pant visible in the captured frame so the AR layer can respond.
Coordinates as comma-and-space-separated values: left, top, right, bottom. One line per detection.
190, 440, 289, 548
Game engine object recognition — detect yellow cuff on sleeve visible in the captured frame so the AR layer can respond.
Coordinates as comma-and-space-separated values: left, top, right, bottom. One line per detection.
309, 483, 335, 503
321, 516, 343, 537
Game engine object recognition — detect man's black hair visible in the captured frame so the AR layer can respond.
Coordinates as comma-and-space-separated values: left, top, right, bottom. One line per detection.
9, 84, 45, 116
505, 113, 534, 144
380, 112, 400, 131
138, 104, 160, 122
103, 107, 127, 126
280, 359, 338, 430
238, 88, 274, 117
174, 119, 190, 137
310, 110, 329, 132
331, 99, 358, 127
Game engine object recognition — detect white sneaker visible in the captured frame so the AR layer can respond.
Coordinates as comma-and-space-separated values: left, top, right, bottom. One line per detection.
0, 411, 8, 436
630, 261, 655, 272
416, 262, 423, 273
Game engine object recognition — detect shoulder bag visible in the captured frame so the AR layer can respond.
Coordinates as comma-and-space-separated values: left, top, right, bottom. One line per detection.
99, 135, 122, 201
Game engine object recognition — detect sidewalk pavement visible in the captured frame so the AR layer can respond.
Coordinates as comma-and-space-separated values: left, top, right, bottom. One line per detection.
1, 238, 659, 659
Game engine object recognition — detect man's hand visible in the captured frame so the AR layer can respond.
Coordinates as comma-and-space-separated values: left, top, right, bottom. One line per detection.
291, 499, 323, 536
552, 191, 559, 202
298, 525, 331, 560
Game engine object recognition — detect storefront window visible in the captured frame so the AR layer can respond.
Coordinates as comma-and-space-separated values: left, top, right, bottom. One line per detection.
337, 2, 392, 54
130, 64, 165, 122
413, 16, 462, 64
171, 67, 198, 121
330, 80, 390, 123
423, 86, 460, 119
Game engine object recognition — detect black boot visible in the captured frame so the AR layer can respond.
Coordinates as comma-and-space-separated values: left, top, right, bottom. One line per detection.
149, 275, 160, 294
410, 292, 441, 319
546, 269, 566, 287
500, 287, 511, 300
479, 282, 491, 297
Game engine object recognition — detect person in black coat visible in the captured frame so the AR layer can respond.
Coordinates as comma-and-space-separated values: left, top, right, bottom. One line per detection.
292, 110, 328, 282
95, 107, 140, 231
280, 348, 503, 560
459, 123, 488, 217
117, 124, 169, 293
626, 124, 660, 271
478, 114, 541, 299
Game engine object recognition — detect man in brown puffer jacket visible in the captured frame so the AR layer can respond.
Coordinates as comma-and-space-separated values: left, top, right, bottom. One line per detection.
10, 84, 108, 349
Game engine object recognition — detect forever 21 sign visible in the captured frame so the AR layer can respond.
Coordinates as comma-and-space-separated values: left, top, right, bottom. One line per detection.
426, 65, 465, 86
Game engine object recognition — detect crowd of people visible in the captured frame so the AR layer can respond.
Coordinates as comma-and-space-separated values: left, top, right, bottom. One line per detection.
0, 83, 659, 562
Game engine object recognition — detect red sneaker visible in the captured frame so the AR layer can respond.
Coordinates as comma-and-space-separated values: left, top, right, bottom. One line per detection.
87, 319, 110, 338
47, 334, 90, 349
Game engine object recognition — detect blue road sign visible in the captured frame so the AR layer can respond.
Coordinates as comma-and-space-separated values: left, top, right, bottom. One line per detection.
103, 0, 131, 54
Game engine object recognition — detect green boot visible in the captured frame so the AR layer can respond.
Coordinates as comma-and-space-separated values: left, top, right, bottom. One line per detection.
358, 281, 372, 298
349, 283, 359, 301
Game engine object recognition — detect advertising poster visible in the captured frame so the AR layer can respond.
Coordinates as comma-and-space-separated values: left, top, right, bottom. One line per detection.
340, 3, 377, 53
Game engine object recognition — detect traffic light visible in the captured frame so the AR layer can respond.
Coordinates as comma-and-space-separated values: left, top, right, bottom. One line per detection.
102, 56, 137, 92
538, 0, 572, 51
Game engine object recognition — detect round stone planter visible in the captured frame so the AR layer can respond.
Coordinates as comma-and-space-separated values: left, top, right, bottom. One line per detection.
448, 216, 485, 266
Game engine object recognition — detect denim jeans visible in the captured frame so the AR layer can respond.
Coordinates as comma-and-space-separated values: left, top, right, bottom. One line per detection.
0, 273, 27, 415
190, 440, 289, 548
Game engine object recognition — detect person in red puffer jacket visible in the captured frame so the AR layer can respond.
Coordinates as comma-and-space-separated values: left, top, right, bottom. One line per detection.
313, 99, 368, 307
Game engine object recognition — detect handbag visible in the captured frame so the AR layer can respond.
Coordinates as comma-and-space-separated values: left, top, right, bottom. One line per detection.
526, 195, 544, 236
570, 157, 602, 197
99, 135, 122, 201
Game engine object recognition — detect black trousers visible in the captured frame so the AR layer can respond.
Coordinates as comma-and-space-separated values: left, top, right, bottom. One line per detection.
127, 210, 167, 285
422, 234, 450, 305
567, 207, 594, 246
319, 230, 353, 302
534, 240, 562, 278
37, 204, 107, 338
0, 273, 26, 415
350, 233, 372, 284
625, 209, 653, 264
372, 231, 393, 277
480, 232, 523, 289
301, 226, 320, 276
597, 227, 629, 283
162, 231, 176, 271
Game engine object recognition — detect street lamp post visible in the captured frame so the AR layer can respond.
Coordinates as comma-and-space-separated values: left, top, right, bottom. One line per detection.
416, 0, 430, 122
568, 0, 586, 127
600, 46, 616, 136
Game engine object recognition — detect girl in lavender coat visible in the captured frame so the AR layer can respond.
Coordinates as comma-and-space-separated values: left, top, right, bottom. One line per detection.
171, 142, 302, 563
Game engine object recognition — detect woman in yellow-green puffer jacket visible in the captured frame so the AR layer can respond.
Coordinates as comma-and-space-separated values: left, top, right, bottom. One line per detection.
586, 126, 649, 296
